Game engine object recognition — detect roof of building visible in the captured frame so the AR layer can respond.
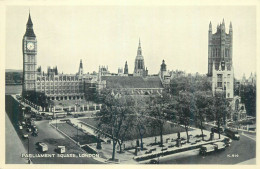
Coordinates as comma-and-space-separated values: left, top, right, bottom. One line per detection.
25, 13, 36, 37
101, 76, 163, 89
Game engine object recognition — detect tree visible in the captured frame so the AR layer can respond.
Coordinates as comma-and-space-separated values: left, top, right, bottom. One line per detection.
95, 91, 134, 160
194, 91, 212, 140
240, 84, 256, 117
132, 98, 149, 150
22, 91, 48, 109
147, 91, 175, 147
170, 72, 211, 96
211, 92, 228, 139
177, 91, 196, 143
116, 113, 135, 153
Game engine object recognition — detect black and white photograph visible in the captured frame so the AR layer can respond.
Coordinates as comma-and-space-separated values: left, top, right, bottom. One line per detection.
1, 0, 258, 166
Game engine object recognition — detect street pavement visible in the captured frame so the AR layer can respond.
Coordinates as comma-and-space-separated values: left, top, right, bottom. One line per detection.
5, 114, 28, 164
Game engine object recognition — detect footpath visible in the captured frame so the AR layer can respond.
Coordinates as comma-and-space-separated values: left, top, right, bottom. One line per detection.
5, 113, 28, 164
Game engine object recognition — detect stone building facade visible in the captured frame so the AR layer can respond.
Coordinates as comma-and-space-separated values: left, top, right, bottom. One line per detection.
22, 13, 85, 101
22, 13, 169, 103
208, 20, 234, 99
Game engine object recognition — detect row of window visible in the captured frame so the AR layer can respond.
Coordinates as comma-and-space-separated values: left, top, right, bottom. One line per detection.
25, 55, 36, 62
211, 48, 230, 58
25, 65, 35, 71
217, 82, 231, 89
25, 83, 34, 89
37, 86, 82, 89
37, 76, 80, 81
44, 91, 83, 94
25, 74, 35, 80
36, 82, 82, 86
37, 90, 82, 93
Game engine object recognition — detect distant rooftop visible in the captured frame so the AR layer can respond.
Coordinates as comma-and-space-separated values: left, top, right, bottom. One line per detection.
101, 76, 163, 89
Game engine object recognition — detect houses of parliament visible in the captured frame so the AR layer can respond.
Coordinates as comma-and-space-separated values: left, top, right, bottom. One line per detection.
22, 13, 235, 101
22, 13, 170, 101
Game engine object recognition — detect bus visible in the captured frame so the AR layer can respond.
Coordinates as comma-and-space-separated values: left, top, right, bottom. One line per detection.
224, 128, 240, 140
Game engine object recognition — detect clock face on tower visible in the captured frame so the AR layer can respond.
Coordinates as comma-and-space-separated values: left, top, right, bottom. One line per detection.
27, 42, 35, 50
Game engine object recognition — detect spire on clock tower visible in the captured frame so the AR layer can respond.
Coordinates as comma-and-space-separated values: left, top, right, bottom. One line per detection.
25, 11, 36, 37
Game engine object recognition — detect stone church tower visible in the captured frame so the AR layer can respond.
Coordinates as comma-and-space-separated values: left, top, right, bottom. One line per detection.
208, 19, 234, 99
22, 12, 37, 93
134, 39, 147, 77
78, 59, 83, 76
208, 19, 233, 76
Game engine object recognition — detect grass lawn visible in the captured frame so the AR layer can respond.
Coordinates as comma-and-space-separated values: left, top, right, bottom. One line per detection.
56, 123, 100, 145
80, 117, 187, 141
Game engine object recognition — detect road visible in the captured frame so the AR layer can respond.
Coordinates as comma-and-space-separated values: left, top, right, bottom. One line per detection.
159, 128, 256, 164
5, 95, 102, 164
20, 120, 102, 164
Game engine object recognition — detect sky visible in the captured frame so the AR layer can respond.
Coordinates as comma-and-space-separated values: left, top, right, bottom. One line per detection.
5, 6, 256, 79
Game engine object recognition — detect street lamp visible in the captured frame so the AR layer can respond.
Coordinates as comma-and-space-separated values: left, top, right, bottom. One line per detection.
56, 116, 57, 129
77, 124, 79, 144
139, 125, 146, 151
27, 137, 31, 164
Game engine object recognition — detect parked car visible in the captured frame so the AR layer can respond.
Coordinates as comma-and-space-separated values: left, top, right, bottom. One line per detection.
223, 138, 232, 147
31, 131, 38, 137
200, 144, 215, 155
213, 142, 226, 151
46, 116, 53, 120
23, 134, 29, 138
189, 139, 197, 145
36, 116, 43, 121
26, 128, 32, 132
224, 128, 240, 140
32, 126, 38, 132
195, 138, 201, 143
181, 140, 187, 145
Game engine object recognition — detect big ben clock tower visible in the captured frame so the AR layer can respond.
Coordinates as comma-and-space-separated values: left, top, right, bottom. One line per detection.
22, 12, 37, 94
